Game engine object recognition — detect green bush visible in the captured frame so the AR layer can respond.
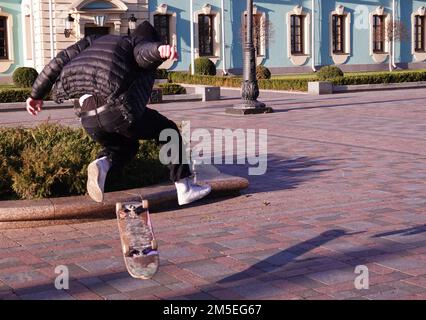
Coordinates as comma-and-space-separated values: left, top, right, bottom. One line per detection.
191, 57, 217, 76
0, 123, 168, 200
332, 70, 426, 86
156, 69, 169, 79
169, 72, 312, 92
256, 65, 272, 80
0, 88, 31, 103
0, 88, 51, 103
317, 66, 344, 80
12, 67, 39, 87
159, 83, 186, 95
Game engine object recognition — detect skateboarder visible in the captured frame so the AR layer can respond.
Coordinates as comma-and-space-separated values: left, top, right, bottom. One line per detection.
25, 21, 211, 205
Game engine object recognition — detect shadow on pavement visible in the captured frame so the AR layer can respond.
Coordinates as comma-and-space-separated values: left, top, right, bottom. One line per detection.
373, 224, 426, 238
216, 155, 340, 193
216, 229, 352, 284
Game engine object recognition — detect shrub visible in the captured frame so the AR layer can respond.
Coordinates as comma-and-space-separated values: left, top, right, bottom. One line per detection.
332, 70, 426, 86
191, 57, 217, 76
168, 72, 313, 92
0, 123, 168, 200
156, 69, 169, 79
0, 88, 51, 103
317, 66, 344, 80
159, 83, 186, 95
256, 65, 272, 80
12, 67, 39, 87
0, 88, 32, 103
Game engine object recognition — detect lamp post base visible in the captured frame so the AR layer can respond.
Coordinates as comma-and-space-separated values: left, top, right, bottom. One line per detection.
226, 100, 274, 115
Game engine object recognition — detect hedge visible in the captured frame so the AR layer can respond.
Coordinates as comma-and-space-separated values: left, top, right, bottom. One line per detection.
0, 123, 168, 200
168, 72, 313, 92
332, 71, 426, 86
0, 88, 32, 103
0, 88, 52, 103
158, 83, 187, 95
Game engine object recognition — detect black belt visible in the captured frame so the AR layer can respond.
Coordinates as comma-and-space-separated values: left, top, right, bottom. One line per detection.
77, 104, 109, 118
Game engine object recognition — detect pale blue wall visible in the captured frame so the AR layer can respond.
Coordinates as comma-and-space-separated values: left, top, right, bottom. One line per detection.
0, 0, 23, 77
149, 0, 426, 73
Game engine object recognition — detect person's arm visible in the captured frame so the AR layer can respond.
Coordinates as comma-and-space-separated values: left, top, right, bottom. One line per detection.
27, 35, 99, 116
134, 42, 177, 70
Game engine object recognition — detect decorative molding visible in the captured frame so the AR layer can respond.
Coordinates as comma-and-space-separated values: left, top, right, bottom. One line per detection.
416, 6, 426, 16
157, 4, 168, 15
335, 5, 345, 16
412, 7, 426, 62
150, 6, 178, 69
329, 6, 351, 65
194, 6, 221, 63
0, 10, 14, 73
369, 7, 390, 63
202, 4, 212, 15
286, 6, 310, 66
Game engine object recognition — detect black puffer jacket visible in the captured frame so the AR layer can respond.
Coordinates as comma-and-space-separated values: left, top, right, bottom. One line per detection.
31, 21, 165, 119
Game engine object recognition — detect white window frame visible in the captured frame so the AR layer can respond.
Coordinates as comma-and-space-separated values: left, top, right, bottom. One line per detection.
369, 6, 390, 63
150, 3, 177, 69
0, 7, 14, 73
412, 6, 426, 62
286, 5, 310, 66
194, 4, 221, 64
329, 5, 351, 65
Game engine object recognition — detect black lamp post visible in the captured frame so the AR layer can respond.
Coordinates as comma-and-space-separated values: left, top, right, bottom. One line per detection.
226, 0, 273, 115
128, 14, 137, 36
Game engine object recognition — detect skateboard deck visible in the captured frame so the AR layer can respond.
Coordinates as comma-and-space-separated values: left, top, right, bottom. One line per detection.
116, 200, 159, 279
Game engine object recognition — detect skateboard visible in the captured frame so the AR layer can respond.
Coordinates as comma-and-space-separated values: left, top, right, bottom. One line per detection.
116, 200, 159, 279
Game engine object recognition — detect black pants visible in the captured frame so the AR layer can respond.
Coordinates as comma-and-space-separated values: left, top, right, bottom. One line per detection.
80, 95, 191, 182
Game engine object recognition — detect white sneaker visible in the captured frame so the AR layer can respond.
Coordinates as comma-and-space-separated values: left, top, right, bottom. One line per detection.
87, 156, 111, 203
175, 177, 212, 206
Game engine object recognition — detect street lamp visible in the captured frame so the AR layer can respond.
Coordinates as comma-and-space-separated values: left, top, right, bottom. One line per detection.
226, 0, 273, 115
128, 14, 137, 35
64, 14, 75, 38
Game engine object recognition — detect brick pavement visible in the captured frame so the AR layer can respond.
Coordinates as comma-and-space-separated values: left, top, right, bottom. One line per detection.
1, 88, 426, 299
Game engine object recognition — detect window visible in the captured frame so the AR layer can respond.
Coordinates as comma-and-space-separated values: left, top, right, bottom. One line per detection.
373, 15, 386, 53
415, 15, 425, 52
290, 15, 304, 54
198, 14, 214, 56
0, 16, 8, 60
332, 15, 345, 54
154, 14, 170, 45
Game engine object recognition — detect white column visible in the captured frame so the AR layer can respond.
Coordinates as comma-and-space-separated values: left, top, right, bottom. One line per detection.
392, 0, 397, 68
311, 0, 316, 71
221, 0, 227, 75
190, 0, 195, 75
48, 0, 54, 59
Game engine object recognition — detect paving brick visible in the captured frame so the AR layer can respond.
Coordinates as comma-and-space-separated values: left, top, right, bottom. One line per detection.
3, 88, 426, 299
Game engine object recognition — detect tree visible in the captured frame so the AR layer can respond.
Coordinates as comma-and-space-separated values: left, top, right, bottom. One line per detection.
241, 14, 274, 61
385, 20, 409, 72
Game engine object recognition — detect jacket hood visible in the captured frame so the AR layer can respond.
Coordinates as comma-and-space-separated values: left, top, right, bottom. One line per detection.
131, 21, 161, 43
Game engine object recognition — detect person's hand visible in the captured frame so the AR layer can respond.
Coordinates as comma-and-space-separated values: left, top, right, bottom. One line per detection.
26, 97, 43, 116
158, 45, 178, 60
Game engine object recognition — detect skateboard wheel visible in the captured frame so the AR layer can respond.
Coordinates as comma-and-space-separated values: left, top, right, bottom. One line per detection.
116, 202, 122, 212
151, 239, 158, 250
142, 200, 149, 209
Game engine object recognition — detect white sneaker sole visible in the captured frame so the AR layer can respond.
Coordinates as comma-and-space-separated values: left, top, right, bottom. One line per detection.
178, 186, 212, 206
87, 161, 104, 203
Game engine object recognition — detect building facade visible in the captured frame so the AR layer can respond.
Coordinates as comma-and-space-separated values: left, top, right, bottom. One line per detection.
2, 0, 426, 81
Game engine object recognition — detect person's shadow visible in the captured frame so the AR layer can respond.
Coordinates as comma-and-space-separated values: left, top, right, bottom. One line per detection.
217, 229, 355, 284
